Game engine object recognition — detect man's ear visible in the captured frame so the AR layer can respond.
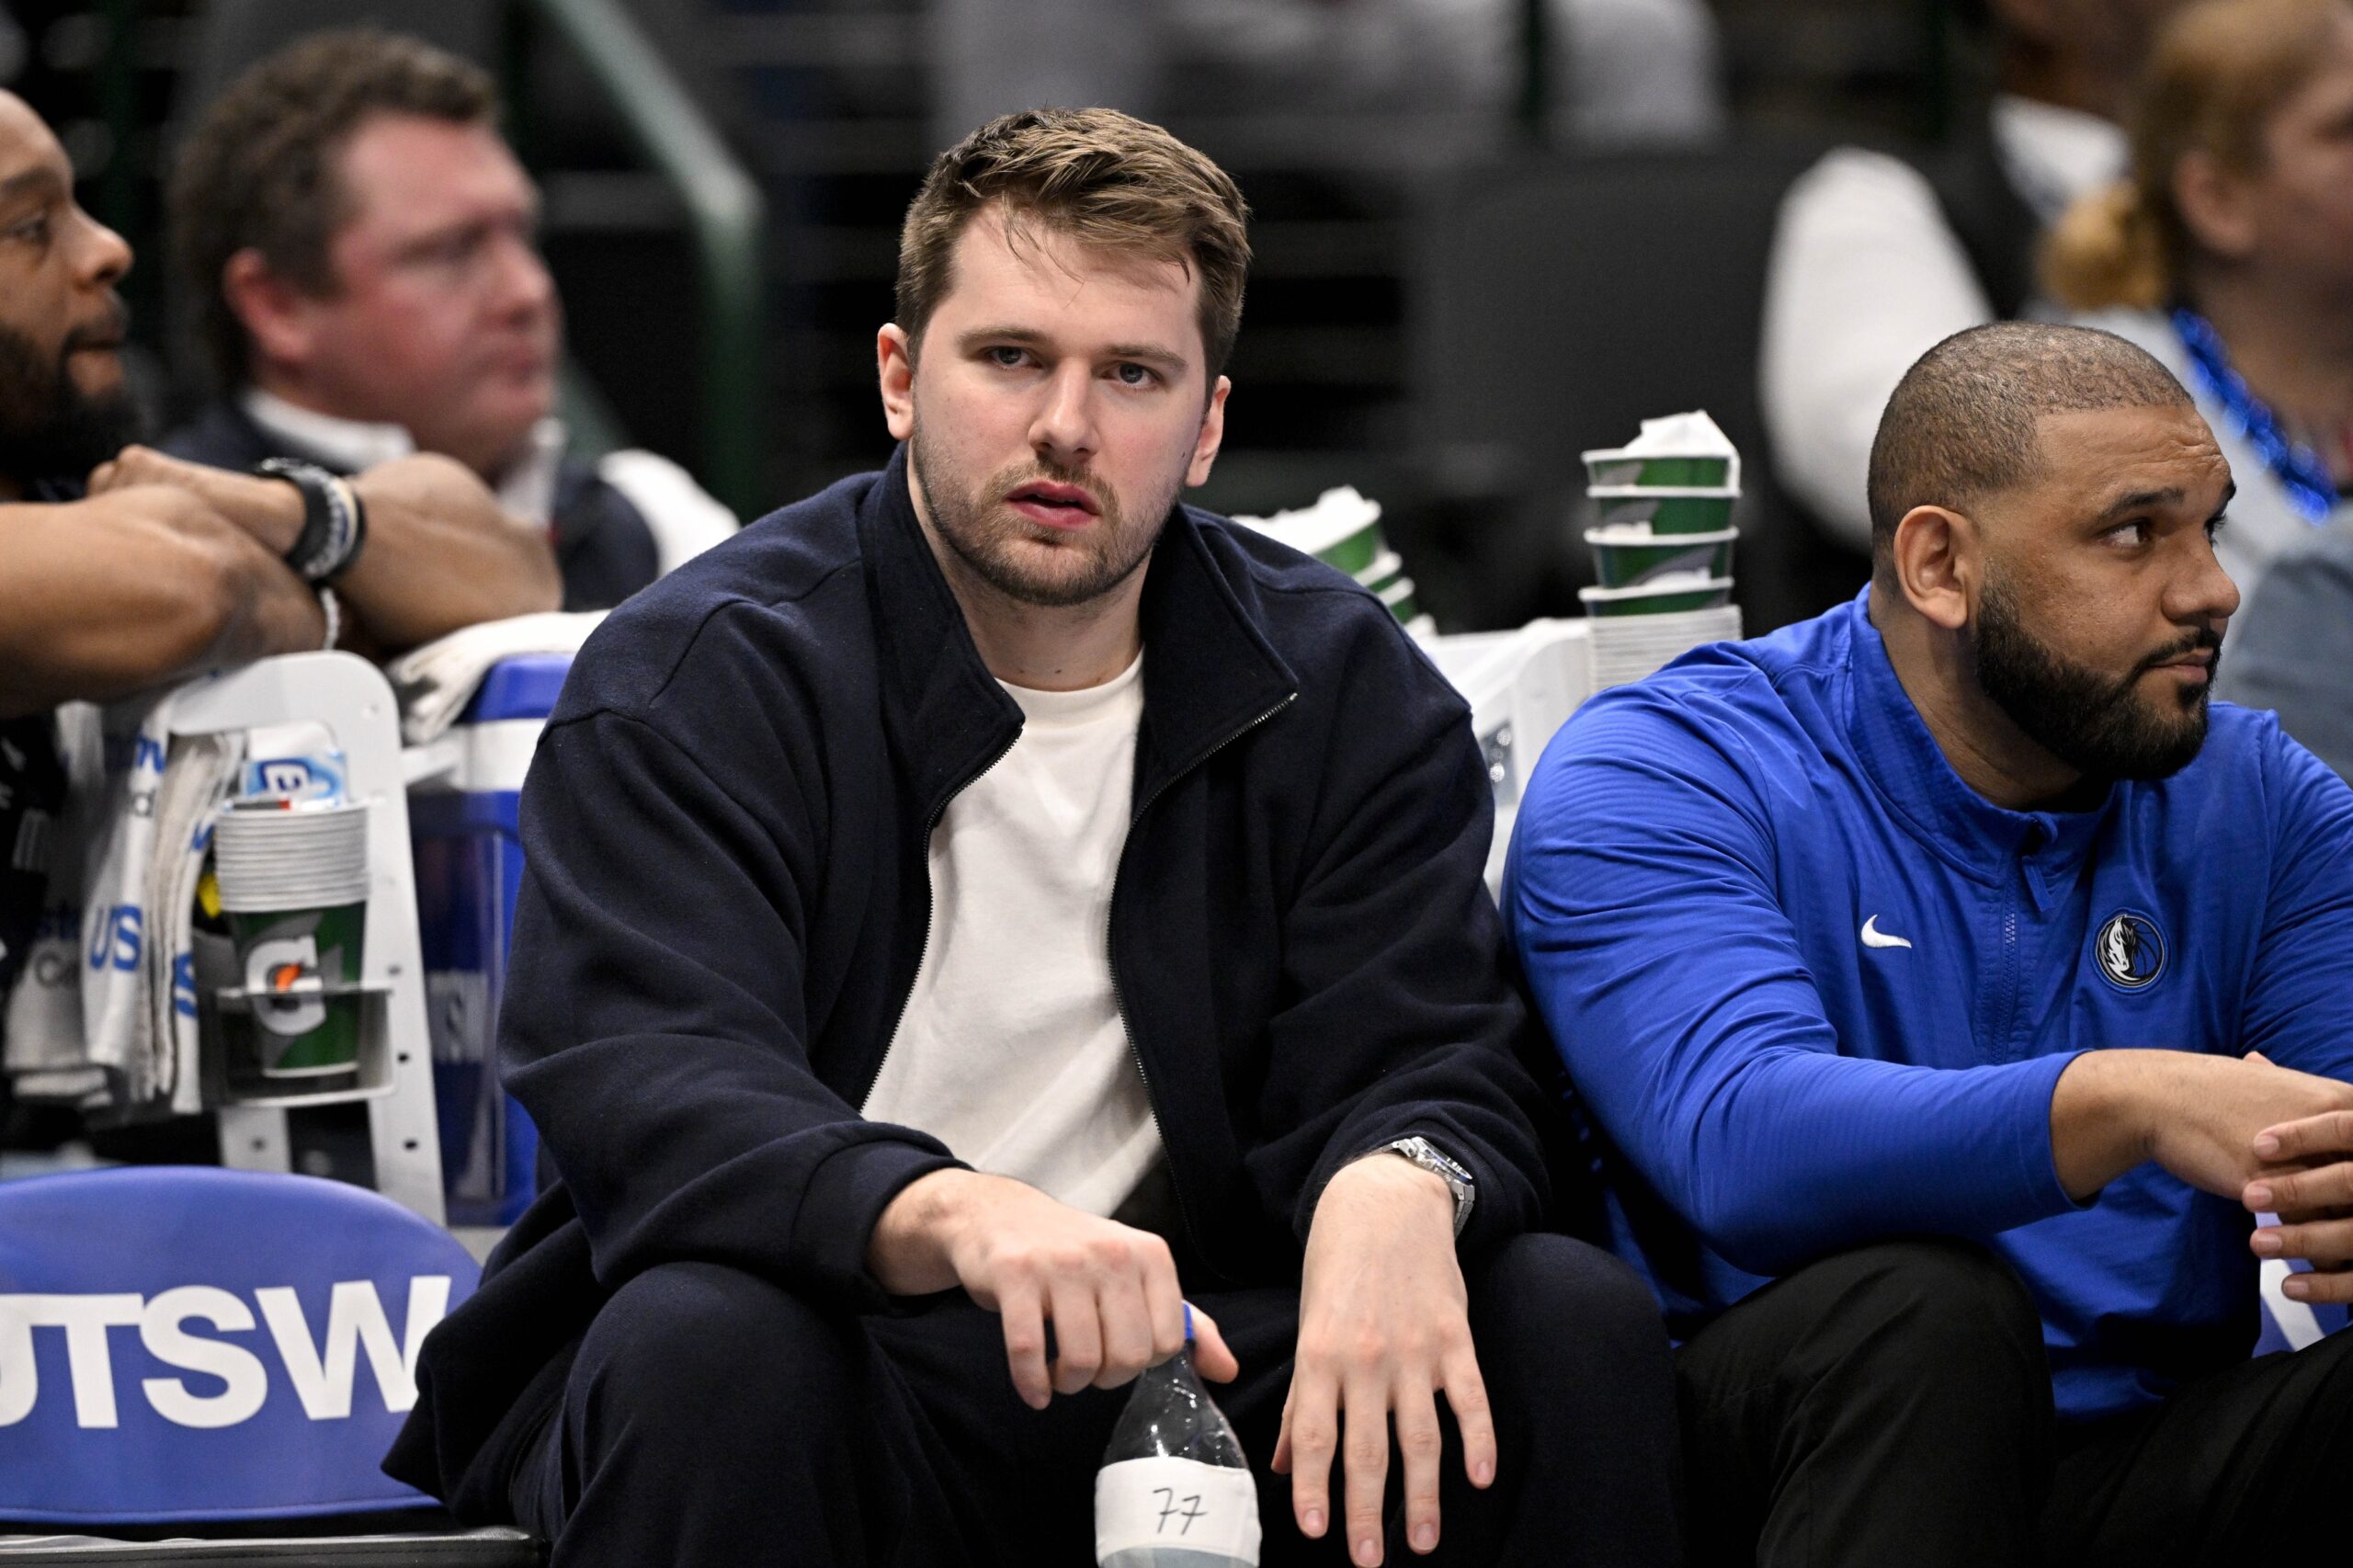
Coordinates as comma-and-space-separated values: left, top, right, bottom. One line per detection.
879, 324, 916, 442
220, 249, 319, 375
1185, 374, 1229, 488
2173, 149, 2259, 263
1890, 504, 1979, 632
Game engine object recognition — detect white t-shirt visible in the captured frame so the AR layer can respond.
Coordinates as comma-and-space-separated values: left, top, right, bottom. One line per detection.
861, 653, 1164, 1218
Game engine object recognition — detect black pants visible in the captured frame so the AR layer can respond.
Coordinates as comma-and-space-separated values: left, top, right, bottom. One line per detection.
1676, 1239, 2353, 1568
507, 1233, 1683, 1567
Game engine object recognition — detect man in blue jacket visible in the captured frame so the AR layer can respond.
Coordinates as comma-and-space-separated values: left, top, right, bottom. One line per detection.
387, 108, 1680, 1567
1510, 322, 2353, 1566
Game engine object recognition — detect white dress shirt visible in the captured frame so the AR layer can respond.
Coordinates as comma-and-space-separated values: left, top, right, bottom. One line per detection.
1759, 97, 2129, 551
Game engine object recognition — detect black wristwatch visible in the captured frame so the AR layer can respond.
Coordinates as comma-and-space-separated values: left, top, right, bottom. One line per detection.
255, 457, 368, 583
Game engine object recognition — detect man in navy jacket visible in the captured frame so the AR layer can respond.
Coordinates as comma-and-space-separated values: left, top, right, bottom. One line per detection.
388, 108, 1680, 1567
1511, 323, 2353, 1566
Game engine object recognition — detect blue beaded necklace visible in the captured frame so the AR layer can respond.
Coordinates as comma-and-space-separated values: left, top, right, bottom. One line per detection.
2171, 307, 2340, 523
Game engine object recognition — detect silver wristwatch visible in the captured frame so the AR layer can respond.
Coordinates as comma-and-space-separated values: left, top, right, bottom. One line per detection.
1381, 1136, 1475, 1238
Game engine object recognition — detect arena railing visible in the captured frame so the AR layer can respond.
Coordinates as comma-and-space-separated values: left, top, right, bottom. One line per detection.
526, 0, 767, 522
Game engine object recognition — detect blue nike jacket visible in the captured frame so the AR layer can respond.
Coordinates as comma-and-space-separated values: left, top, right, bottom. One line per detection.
1506, 587, 2353, 1422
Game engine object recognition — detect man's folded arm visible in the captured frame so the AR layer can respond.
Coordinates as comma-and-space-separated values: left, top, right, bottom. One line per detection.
89, 445, 561, 655
1506, 700, 2081, 1277
2236, 724, 2353, 1079
500, 701, 961, 1310
333, 453, 563, 649
0, 487, 324, 717
1254, 635, 1551, 1255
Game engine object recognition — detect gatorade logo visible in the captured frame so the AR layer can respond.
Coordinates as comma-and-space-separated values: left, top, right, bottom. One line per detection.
0, 1277, 449, 1430
244, 929, 329, 1038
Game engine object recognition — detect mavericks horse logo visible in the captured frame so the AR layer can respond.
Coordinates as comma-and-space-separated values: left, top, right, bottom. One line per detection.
2095, 911, 2165, 991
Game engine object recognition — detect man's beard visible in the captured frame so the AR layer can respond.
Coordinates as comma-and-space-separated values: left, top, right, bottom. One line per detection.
1972, 574, 2219, 783
909, 421, 1176, 609
0, 310, 140, 486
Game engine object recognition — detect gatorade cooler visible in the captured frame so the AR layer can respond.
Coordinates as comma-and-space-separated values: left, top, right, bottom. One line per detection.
408, 653, 569, 1225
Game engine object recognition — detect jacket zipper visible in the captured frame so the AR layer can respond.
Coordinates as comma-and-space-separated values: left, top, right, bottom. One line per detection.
859, 733, 1019, 1109
1106, 690, 1297, 1278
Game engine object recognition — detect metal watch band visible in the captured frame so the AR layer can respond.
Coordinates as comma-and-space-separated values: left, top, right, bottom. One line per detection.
1382, 1135, 1475, 1238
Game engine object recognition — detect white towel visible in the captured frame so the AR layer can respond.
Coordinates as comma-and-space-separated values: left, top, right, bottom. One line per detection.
2, 695, 241, 1116
383, 611, 605, 744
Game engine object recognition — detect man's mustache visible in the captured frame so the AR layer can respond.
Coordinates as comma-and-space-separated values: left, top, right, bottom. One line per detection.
60, 297, 131, 358
2129, 627, 2223, 684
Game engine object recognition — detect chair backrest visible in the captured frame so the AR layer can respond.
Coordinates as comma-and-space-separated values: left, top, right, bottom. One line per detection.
1411, 142, 1867, 633
0, 1166, 478, 1526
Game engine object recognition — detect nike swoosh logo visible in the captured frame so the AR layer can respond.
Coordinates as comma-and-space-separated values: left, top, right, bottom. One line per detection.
1860, 915, 1913, 950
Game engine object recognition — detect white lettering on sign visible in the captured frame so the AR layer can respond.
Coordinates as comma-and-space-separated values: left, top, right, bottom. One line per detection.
140, 1287, 268, 1429
0, 1278, 450, 1430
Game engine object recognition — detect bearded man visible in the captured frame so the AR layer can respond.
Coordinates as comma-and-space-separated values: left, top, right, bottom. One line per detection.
1509, 322, 2353, 1567
0, 86, 550, 1051
387, 108, 1682, 1568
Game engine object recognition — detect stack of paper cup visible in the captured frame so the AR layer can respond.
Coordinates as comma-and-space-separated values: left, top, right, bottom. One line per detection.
1234, 485, 1436, 636
213, 801, 369, 913
1578, 411, 1741, 619
212, 801, 370, 1079
1578, 411, 1745, 685
1587, 605, 1745, 691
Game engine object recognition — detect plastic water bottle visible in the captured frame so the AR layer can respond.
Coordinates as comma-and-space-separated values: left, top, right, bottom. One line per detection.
1095, 1305, 1261, 1568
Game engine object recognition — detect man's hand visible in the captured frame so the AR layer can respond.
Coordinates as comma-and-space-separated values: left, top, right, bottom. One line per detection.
89, 446, 304, 553
2052, 1049, 2353, 1201
92, 445, 561, 653
2244, 1106, 2353, 1303
867, 1168, 1237, 1408
1274, 1153, 1487, 1565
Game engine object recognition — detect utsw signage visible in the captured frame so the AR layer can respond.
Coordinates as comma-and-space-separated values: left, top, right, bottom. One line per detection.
0, 1276, 450, 1428
0, 1168, 481, 1527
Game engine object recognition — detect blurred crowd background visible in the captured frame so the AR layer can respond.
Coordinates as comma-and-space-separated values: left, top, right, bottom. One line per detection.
0, 0, 2248, 639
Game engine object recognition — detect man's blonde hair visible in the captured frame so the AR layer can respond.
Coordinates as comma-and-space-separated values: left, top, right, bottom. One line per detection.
895, 108, 1253, 381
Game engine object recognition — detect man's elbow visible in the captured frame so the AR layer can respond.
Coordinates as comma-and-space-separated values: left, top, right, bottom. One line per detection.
1678, 1166, 1826, 1278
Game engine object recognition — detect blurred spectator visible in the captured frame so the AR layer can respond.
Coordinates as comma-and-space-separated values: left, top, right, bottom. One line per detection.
0, 85, 551, 1137
1760, 0, 2187, 552
160, 30, 737, 613
2048, 0, 2353, 608
932, 0, 1723, 159
2125, 0, 2353, 761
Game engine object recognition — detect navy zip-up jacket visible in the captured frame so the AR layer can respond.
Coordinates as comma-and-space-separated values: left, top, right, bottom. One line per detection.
388, 449, 1552, 1510
1506, 589, 2353, 1422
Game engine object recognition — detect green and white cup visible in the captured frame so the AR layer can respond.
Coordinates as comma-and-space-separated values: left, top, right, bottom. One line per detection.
1314, 520, 1386, 577
213, 801, 369, 1079
1354, 548, 1404, 592
1377, 574, 1419, 625
1583, 453, 1735, 489
1579, 576, 1736, 617
1589, 485, 1740, 535
1586, 525, 1737, 588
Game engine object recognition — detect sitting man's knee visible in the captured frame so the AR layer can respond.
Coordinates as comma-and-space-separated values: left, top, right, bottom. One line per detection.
1813, 1238, 2041, 1363
583, 1261, 856, 1421
1483, 1233, 1659, 1329
1473, 1232, 1672, 1377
